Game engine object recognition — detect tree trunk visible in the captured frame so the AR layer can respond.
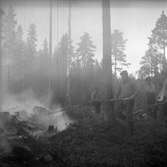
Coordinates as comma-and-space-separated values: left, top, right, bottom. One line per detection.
102, 0, 113, 99
66, 0, 72, 105
0, 8, 4, 111
114, 55, 117, 76
102, 0, 112, 72
162, 44, 166, 71
164, 44, 166, 59
49, 0, 53, 103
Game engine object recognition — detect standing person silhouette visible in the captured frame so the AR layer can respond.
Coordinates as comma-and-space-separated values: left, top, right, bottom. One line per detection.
144, 77, 157, 118
116, 71, 136, 118
116, 70, 136, 135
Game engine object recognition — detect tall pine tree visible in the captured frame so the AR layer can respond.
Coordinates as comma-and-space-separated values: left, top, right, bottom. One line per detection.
75, 33, 96, 103
111, 29, 128, 76
26, 23, 37, 74
13, 25, 26, 80
2, 5, 17, 59
38, 38, 49, 74
2, 5, 17, 91
76, 32, 96, 71
52, 34, 69, 104
150, 11, 167, 71
27, 24, 37, 57
139, 47, 161, 78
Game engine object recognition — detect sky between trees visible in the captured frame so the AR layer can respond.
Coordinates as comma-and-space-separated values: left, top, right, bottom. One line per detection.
2, 0, 167, 75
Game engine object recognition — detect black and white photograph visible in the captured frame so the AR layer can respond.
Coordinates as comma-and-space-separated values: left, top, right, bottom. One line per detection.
0, 0, 167, 166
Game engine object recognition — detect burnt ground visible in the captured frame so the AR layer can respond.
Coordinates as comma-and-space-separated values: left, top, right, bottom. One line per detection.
0, 107, 167, 167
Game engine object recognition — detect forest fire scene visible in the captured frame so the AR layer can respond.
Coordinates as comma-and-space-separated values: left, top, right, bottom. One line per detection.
1, 0, 167, 167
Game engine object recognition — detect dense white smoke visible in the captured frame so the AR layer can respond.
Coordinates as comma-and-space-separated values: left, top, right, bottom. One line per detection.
31, 106, 72, 131
1, 89, 73, 131
2, 89, 44, 114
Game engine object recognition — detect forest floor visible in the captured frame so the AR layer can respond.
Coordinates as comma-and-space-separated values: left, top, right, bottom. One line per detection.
0, 106, 167, 167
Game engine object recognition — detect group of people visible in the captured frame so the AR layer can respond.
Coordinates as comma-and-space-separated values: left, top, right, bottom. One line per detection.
91, 70, 167, 121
